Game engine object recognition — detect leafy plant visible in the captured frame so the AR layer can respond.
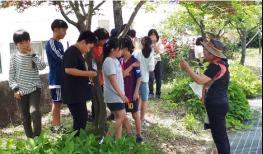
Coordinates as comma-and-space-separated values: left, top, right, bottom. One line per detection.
226, 81, 253, 130
229, 64, 262, 98
181, 114, 201, 132
2, 130, 155, 154
166, 77, 206, 120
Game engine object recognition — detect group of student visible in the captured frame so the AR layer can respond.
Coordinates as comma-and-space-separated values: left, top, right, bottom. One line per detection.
8, 19, 163, 144
9, 18, 232, 153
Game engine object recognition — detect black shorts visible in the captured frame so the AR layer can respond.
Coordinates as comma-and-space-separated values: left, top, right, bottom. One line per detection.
125, 100, 139, 113
50, 88, 62, 103
107, 103, 125, 112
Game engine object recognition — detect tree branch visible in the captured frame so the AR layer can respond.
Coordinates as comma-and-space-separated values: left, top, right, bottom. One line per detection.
119, 0, 146, 38
229, 21, 242, 37
57, 2, 78, 28
185, 6, 202, 30
80, 1, 87, 17
69, 0, 84, 22
216, 21, 228, 38
94, 0, 106, 11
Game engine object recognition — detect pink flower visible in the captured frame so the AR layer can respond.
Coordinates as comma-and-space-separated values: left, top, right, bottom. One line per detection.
162, 39, 168, 45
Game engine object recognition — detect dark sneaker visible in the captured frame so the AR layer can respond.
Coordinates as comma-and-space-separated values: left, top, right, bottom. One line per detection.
149, 94, 154, 100
136, 136, 144, 144
155, 95, 161, 100
50, 125, 67, 134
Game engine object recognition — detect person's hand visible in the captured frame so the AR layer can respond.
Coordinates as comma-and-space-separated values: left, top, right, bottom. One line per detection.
121, 94, 129, 103
14, 91, 22, 100
133, 91, 139, 101
123, 71, 130, 77
132, 61, 140, 68
180, 59, 190, 71
153, 44, 160, 53
88, 71, 97, 78
25, 45, 33, 53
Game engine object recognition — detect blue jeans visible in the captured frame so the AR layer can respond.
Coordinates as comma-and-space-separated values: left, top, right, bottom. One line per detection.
140, 82, 149, 102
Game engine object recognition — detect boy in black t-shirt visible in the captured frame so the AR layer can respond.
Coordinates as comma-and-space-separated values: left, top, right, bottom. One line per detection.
62, 31, 97, 133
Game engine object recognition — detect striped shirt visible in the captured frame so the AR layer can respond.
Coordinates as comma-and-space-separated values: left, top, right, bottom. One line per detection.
9, 52, 46, 95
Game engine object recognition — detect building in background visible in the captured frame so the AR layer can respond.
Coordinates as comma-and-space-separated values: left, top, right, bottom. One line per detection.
0, 1, 175, 81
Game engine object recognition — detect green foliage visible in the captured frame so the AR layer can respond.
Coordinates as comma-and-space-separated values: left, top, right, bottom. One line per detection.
223, 39, 240, 59
229, 64, 262, 98
181, 114, 201, 132
226, 81, 253, 130
161, 101, 178, 112
166, 77, 206, 120
1, 130, 154, 154
145, 124, 177, 142
229, 2, 262, 31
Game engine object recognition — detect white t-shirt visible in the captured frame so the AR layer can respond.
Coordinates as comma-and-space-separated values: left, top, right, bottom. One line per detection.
194, 45, 204, 59
133, 51, 155, 83
152, 42, 164, 63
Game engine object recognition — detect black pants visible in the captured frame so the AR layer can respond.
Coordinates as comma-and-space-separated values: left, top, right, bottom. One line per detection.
205, 101, 230, 154
149, 61, 162, 96
17, 89, 41, 138
67, 103, 88, 133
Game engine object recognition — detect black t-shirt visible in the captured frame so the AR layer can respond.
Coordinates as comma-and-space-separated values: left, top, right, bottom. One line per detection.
204, 60, 230, 103
61, 46, 92, 104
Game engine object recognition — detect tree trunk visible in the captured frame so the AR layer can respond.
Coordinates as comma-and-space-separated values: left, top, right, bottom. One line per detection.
113, 1, 123, 32
86, 1, 94, 31
240, 30, 247, 65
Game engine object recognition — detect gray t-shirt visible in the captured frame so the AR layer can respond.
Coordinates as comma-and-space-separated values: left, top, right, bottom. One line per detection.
102, 57, 124, 103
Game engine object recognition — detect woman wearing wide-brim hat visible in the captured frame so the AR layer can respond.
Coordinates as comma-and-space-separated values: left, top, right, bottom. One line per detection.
180, 39, 230, 154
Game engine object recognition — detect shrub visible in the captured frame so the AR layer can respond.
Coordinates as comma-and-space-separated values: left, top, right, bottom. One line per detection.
1, 130, 154, 154
226, 81, 253, 130
229, 64, 262, 98
166, 77, 206, 120
181, 114, 201, 132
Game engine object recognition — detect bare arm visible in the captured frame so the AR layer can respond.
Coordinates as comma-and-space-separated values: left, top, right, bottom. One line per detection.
65, 68, 97, 78
180, 59, 211, 85
133, 77, 141, 100
123, 61, 140, 77
185, 67, 211, 85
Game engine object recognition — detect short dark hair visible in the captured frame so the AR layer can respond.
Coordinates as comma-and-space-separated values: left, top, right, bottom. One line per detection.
77, 31, 98, 44
127, 29, 136, 38
13, 30, 30, 44
51, 19, 68, 31
103, 37, 120, 61
196, 37, 204, 46
148, 29, 159, 42
120, 36, 134, 54
110, 28, 118, 38
94, 28, 109, 41
141, 36, 152, 58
